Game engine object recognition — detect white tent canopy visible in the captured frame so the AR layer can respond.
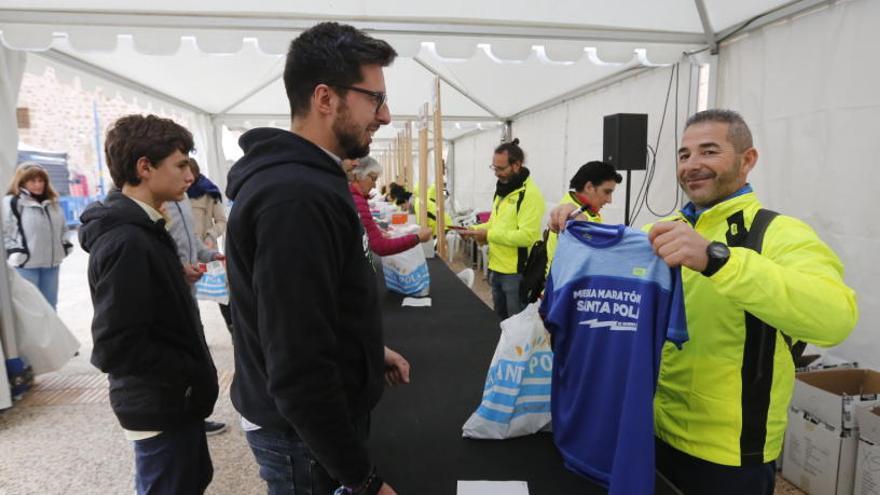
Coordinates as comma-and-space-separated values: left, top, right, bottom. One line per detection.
0, 1, 813, 136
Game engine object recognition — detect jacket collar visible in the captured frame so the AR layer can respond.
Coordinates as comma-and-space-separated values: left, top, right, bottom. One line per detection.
678, 189, 762, 228
681, 184, 753, 225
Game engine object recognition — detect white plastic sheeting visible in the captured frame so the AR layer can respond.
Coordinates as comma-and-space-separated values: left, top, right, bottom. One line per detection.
717, 0, 880, 368
0, 43, 25, 410
0, 44, 24, 188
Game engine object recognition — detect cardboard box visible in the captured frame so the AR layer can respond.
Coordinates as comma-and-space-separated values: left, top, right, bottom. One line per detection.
783, 406, 858, 495
792, 369, 880, 430
798, 359, 859, 373
855, 406, 880, 495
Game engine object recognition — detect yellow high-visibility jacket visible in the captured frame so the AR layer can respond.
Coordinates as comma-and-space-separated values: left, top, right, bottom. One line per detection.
413, 184, 452, 235
473, 177, 545, 275
647, 192, 858, 466
545, 192, 602, 276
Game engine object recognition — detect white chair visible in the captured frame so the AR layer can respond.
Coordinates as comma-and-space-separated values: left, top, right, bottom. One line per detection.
457, 268, 475, 289
445, 231, 460, 259
478, 245, 489, 276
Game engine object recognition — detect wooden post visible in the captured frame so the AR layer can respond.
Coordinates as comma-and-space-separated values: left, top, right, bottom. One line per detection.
382, 151, 390, 189
404, 121, 414, 192
418, 104, 429, 228
396, 131, 406, 187
432, 76, 447, 260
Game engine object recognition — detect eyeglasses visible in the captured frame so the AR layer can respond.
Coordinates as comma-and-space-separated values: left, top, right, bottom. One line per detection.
334, 85, 387, 114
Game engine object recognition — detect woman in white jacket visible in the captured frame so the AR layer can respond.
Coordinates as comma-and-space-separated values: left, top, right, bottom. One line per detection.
2, 162, 71, 309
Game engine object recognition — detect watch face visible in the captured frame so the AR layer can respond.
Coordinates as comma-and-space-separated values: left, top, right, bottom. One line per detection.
709, 242, 730, 258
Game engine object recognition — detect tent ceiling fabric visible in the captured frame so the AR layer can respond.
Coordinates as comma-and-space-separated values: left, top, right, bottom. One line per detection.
1, 0, 797, 34
0, 1, 795, 131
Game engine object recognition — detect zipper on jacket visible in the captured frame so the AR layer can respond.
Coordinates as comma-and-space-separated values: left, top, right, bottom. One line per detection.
43, 204, 57, 266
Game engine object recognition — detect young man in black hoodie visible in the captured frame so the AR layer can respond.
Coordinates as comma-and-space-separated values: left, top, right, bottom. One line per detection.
225, 22, 407, 495
79, 115, 219, 494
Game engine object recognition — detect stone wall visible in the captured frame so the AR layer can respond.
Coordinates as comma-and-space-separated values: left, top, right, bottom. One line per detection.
16, 68, 187, 195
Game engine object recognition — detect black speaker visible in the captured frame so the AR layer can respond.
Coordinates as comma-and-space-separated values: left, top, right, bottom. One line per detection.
603, 113, 648, 171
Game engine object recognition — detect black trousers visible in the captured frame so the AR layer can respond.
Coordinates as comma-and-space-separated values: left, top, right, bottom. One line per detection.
655, 438, 775, 495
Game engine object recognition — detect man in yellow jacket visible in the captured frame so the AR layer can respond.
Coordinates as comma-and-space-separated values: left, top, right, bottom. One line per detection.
412, 183, 453, 236
545, 160, 621, 275
549, 109, 858, 494
461, 138, 545, 319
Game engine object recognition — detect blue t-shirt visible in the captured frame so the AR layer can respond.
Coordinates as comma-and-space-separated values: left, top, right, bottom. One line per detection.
540, 221, 688, 494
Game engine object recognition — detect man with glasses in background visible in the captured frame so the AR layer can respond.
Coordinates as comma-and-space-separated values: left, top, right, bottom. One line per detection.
225, 23, 408, 495
460, 138, 546, 319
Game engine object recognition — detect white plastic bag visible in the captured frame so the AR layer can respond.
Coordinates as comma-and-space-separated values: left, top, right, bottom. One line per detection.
462, 302, 553, 439
194, 260, 229, 304
9, 268, 80, 375
381, 225, 430, 296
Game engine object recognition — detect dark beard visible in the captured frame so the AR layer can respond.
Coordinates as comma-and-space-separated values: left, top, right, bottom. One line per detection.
333, 104, 370, 159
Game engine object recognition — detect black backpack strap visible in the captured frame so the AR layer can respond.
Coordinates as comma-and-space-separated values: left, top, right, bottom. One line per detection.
743, 208, 778, 252
7, 195, 31, 267
731, 208, 788, 465
515, 189, 528, 274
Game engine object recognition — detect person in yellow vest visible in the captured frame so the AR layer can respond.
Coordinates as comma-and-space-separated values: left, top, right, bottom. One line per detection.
549, 109, 857, 494
413, 183, 453, 236
544, 160, 621, 275
460, 138, 545, 319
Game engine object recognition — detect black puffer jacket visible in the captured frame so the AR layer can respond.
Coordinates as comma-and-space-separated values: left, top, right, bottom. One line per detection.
79, 191, 218, 430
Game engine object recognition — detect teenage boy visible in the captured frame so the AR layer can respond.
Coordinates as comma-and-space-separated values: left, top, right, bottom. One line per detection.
79, 114, 219, 494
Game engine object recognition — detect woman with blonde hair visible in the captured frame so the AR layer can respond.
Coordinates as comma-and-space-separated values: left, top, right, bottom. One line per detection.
2, 162, 72, 308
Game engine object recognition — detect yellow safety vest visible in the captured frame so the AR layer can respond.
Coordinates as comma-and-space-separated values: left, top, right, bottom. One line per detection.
413, 184, 452, 235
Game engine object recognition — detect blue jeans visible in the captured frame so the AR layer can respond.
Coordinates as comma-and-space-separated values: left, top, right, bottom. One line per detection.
488, 270, 524, 320
133, 421, 213, 494
246, 428, 336, 495
16, 266, 60, 309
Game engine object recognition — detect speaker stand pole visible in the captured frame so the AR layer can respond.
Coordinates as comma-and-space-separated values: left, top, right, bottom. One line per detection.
624, 169, 632, 226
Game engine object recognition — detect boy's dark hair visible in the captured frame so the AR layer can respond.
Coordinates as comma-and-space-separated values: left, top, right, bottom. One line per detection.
104, 114, 194, 188
685, 109, 753, 153
284, 22, 397, 118
494, 138, 525, 165
569, 161, 623, 191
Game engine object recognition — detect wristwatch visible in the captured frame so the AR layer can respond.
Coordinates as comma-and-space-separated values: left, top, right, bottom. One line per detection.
335, 467, 383, 495
701, 241, 731, 277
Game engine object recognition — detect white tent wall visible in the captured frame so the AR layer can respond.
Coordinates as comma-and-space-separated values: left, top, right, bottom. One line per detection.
716, 0, 880, 368
452, 64, 690, 227
188, 113, 226, 191
450, 127, 504, 214
555, 66, 690, 229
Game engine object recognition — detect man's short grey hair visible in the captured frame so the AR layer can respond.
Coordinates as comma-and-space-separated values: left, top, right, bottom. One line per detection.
352, 156, 382, 180
685, 109, 754, 153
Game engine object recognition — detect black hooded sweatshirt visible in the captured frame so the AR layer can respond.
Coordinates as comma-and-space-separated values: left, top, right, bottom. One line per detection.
78, 191, 219, 430
225, 128, 384, 486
